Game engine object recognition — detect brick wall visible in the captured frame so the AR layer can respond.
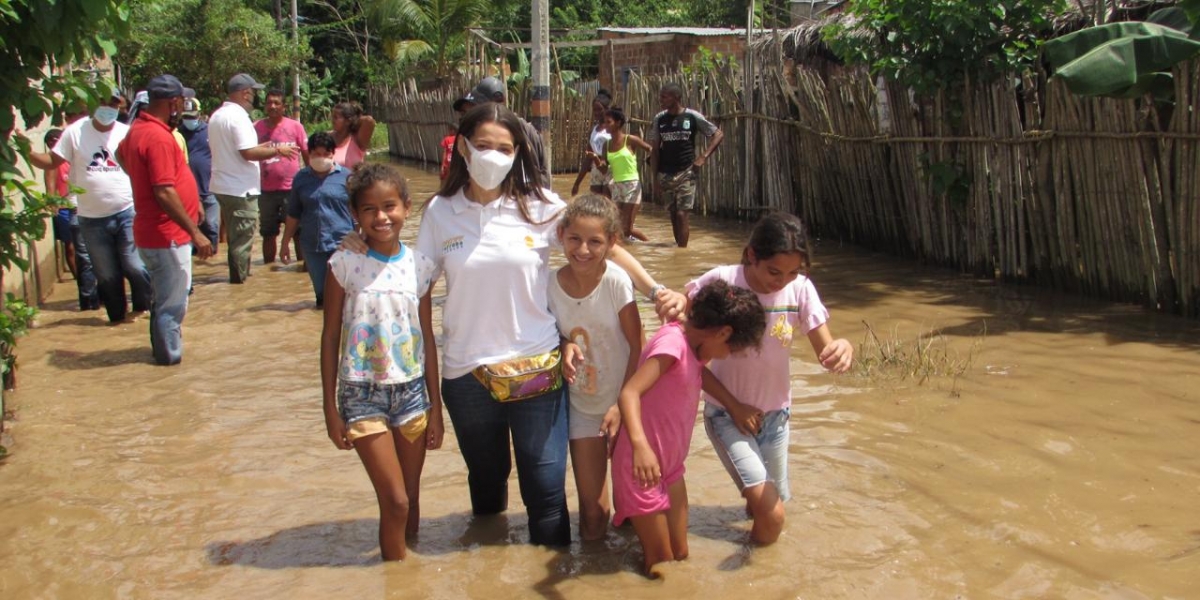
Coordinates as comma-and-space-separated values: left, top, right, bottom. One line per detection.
598, 32, 747, 93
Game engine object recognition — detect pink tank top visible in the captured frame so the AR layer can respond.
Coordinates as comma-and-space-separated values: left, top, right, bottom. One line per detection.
333, 135, 366, 169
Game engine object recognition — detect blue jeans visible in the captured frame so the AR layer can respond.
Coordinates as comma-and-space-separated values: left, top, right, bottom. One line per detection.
198, 193, 220, 251
303, 248, 332, 306
442, 372, 571, 546
138, 244, 192, 366
704, 404, 792, 502
78, 207, 152, 323
68, 212, 99, 309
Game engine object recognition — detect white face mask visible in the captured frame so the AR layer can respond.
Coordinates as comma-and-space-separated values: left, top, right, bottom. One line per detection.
309, 156, 335, 173
94, 106, 119, 127
464, 139, 516, 191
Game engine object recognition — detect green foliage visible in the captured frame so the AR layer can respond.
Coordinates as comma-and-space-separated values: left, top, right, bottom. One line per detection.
0, 292, 37, 379
681, 46, 739, 78
0, 180, 53, 273
1044, 7, 1200, 100
116, 0, 310, 102
825, 0, 1063, 94
375, 0, 489, 80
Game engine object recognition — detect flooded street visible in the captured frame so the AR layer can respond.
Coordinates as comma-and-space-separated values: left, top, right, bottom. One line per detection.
1, 159, 1198, 599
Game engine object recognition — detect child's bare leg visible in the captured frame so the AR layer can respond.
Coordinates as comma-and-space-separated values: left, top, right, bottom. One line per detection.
354, 429, 410, 561
392, 419, 428, 536
664, 478, 689, 560
620, 203, 648, 241
630, 512, 673, 576
569, 437, 611, 541
744, 481, 785, 544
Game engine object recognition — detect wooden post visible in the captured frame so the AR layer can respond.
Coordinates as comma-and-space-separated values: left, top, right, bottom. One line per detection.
531, 0, 552, 173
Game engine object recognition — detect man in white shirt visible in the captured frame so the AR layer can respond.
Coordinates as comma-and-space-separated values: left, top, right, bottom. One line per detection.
26, 92, 152, 323
207, 73, 297, 283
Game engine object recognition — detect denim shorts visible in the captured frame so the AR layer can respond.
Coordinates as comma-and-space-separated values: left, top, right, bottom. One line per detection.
338, 378, 430, 441
703, 404, 791, 501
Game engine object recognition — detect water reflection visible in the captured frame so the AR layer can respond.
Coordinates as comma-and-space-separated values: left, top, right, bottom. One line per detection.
0, 157, 1196, 599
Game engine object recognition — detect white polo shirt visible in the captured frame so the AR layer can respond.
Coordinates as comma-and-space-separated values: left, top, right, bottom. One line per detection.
53, 118, 133, 218
415, 188, 566, 379
207, 101, 261, 197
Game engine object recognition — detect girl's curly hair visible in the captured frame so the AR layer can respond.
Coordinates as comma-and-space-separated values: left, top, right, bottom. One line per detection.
688, 280, 766, 351
346, 163, 409, 210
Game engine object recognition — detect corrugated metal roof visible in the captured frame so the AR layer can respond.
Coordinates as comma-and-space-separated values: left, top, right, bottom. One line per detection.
598, 27, 758, 37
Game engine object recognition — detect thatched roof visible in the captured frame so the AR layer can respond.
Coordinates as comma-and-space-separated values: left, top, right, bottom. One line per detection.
754, 0, 1180, 64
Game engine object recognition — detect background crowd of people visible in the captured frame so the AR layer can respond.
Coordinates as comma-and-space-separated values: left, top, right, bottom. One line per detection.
20, 73, 851, 576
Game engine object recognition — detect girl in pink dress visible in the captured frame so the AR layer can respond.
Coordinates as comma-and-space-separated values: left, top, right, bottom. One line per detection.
611, 280, 766, 575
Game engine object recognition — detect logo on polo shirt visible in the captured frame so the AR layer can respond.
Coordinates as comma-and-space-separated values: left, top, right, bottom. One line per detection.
524, 235, 534, 248
443, 236, 464, 254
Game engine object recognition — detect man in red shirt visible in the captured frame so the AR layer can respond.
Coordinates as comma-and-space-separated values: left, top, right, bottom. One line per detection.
118, 74, 215, 366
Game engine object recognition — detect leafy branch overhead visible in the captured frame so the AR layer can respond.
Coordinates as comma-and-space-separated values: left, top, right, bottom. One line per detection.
823, 0, 1063, 94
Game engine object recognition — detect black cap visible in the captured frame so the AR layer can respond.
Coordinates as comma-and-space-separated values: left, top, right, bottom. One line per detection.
147, 74, 186, 100
465, 77, 506, 104
227, 73, 265, 93
452, 97, 470, 113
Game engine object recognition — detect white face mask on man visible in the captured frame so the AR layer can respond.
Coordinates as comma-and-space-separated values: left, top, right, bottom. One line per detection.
93, 106, 120, 127
464, 139, 516, 191
309, 156, 334, 173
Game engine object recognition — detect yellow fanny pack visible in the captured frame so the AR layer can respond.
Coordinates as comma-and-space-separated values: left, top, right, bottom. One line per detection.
472, 348, 563, 402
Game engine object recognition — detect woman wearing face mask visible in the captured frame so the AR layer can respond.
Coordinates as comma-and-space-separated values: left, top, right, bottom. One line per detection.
279, 131, 354, 307
398, 103, 687, 546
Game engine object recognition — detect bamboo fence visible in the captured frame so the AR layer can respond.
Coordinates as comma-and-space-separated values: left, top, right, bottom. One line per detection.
367, 48, 1200, 316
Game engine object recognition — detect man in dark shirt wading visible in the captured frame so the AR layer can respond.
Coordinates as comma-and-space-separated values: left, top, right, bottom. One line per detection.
648, 83, 724, 248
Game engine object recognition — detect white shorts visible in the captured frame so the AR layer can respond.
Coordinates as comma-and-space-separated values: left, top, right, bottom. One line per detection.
610, 180, 641, 205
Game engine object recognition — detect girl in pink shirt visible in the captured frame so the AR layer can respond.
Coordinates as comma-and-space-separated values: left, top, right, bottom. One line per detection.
611, 280, 766, 576
686, 212, 853, 545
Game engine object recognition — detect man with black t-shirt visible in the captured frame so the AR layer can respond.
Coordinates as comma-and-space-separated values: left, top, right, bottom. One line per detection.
648, 83, 724, 248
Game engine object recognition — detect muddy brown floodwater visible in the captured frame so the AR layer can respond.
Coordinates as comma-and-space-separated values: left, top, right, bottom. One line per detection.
1, 158, 1198, 599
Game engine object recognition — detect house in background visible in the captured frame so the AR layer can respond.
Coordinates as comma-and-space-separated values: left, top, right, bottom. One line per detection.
596, 27, 753, 93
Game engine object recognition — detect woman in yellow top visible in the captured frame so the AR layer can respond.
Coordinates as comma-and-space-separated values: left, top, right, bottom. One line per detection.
601, 107, 653, 242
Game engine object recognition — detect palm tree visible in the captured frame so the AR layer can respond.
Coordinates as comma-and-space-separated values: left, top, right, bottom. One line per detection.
369, 0, 488, 81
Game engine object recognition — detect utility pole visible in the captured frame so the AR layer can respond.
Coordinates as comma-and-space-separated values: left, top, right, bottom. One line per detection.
291, 0, 300, 119
531, 0, 551, 174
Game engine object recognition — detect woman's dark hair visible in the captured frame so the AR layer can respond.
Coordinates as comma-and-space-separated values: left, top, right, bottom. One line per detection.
346, 163, 410, 210
332, 102, 363, 133
559, 193, 621, 241
308, 131, 336, 153
661, 82, 683, 100
44, 128, 63, 146
438, 103, 551, 224
604, 107, 627, 128
594, 88, 613, 108
742, 211, 812, 270
688, 280, 766, 352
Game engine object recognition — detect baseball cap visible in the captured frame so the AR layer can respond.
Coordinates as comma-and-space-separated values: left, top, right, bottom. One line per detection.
227, 73, 265, 93
465, 77, 506, 104
452, 97, 470, 113
147, 74, 186, 100
181, 98, 202, 117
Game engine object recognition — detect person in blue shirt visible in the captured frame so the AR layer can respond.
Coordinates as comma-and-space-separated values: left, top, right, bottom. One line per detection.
279, 131, 354, 308
178, 98, 220, 251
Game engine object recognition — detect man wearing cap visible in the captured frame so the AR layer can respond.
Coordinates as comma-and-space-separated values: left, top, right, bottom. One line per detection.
208, 73, 297, 283
117, 74, 214, 366
179, 97, 220, 251
462, 76, 550, 187
253, 88, 308, 264
24, 88, 153, 324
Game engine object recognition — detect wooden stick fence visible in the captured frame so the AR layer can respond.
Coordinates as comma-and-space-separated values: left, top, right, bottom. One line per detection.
368, 49, 1200, 316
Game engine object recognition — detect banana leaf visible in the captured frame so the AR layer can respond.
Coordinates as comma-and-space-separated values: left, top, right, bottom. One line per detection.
1045, 23, 1200, 97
